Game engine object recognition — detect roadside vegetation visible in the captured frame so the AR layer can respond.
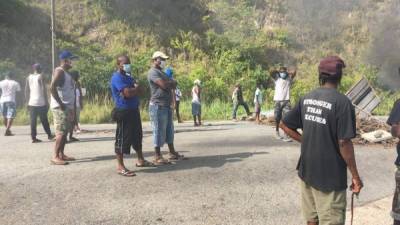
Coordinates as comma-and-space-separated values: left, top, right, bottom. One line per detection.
1, 0, 399, 124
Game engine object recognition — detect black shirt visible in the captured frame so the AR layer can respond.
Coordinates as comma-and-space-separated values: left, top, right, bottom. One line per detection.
237, 88, 244, 102
283, 87, 356, 192
387, 99, 400, 166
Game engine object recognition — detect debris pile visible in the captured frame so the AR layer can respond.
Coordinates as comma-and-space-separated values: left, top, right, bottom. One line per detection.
354, 116, 397, 147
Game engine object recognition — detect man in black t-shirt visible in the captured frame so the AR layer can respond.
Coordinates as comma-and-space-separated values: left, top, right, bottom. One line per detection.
232, 84, 251, 120
387, 99, 400, 225
280, 56, 363, 225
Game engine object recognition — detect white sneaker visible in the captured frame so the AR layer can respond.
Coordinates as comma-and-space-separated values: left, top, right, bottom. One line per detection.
275, 132, 283, 140
283, 137, 293, 142
282, 134, 292, 142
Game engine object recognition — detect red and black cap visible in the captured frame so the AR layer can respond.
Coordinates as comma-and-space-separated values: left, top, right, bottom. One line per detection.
318, 56, 346, 76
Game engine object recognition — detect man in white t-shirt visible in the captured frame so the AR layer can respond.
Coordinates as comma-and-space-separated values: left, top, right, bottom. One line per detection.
271, 66, 296, 141
192, 79, 202, 126
254, 83, 263, 124
25, 63, 54, 143
0, 71, 21, 136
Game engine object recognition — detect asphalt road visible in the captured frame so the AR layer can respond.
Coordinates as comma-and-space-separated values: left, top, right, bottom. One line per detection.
0, 121, 397, 225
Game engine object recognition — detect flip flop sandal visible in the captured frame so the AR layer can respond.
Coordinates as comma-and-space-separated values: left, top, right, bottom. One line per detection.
117, 169, 136, 177
136, 160, 155, 167
153, 158, 170, 166
62, 156, 76, 161
50, 159, 68, 165
168, 153, 186, 161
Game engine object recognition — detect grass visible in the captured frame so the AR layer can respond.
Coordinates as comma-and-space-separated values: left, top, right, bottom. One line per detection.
13, 93, 396, 126
12, 100, 266, 125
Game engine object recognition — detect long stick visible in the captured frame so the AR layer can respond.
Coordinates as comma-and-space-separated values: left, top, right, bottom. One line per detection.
51, 0, 56, 72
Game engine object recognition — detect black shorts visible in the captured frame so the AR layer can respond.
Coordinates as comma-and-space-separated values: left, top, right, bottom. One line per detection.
114, 108, 143, 155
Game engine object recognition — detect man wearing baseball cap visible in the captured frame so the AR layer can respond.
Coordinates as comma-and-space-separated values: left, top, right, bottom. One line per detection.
147, 51, 185, 165
280, 56, 363, 224
25, 63, 54, 143
49, 50, 78, 165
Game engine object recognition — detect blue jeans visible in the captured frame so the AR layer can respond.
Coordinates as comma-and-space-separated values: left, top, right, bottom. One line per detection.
149, 104, 174, 147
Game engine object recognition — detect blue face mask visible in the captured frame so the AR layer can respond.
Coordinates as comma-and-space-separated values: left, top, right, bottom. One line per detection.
279, 72, 288, 79
123, 64, 132, 73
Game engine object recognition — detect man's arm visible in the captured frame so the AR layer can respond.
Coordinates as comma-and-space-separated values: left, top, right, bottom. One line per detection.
78, 82, 83, 109
391, 123, 400, 138
50, 69, 65, 110
279, 122, 302, 142
270, 70, 278, 81
289, 69, 297, 79
339, 139, 363, 194
154, 79, 176, 90
24, 78, 30, 105
121, 84, 143, 98
194, 86, 201, 97
39, 75, 49, 105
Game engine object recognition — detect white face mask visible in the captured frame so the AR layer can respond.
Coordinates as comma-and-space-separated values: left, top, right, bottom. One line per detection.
160, 60, 166, 69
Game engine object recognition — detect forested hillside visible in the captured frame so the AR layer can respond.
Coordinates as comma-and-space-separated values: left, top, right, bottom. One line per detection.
1, 0, 399, 120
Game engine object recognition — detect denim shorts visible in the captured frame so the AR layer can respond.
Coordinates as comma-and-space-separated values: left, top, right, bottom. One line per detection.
0, 102, 16, 119
149, 104, 174, 147
192, 102, 201, 116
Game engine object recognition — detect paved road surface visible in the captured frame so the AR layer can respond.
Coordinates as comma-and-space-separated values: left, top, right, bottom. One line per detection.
0, 122, 396, 225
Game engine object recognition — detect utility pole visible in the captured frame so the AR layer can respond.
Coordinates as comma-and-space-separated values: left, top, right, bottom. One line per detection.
51, 0, 56, 72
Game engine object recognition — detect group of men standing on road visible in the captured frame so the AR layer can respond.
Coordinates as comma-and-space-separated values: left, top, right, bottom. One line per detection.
227, 58, 365, 224
110, 51, 186, 176
0, 53, 83, 146
4, 50, 400, 224
231, 66, 295, 142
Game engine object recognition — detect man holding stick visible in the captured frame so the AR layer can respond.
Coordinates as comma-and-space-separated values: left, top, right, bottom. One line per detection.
280, 56, 363, 225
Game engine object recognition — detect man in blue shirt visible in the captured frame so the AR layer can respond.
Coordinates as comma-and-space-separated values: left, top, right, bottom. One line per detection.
110, 55, 151, 177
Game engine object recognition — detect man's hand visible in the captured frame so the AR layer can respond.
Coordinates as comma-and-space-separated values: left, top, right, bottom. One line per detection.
135, 84, 144, 96
350, 177, 363, 194
170, 79, 177, 89
122, 84, 143, 98
59, 103, 66, 111
288, 68, 297, 79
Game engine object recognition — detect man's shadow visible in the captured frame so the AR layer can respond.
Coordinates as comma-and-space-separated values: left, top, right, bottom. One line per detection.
72, 151, 268, 173
137, 151, 269, 173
